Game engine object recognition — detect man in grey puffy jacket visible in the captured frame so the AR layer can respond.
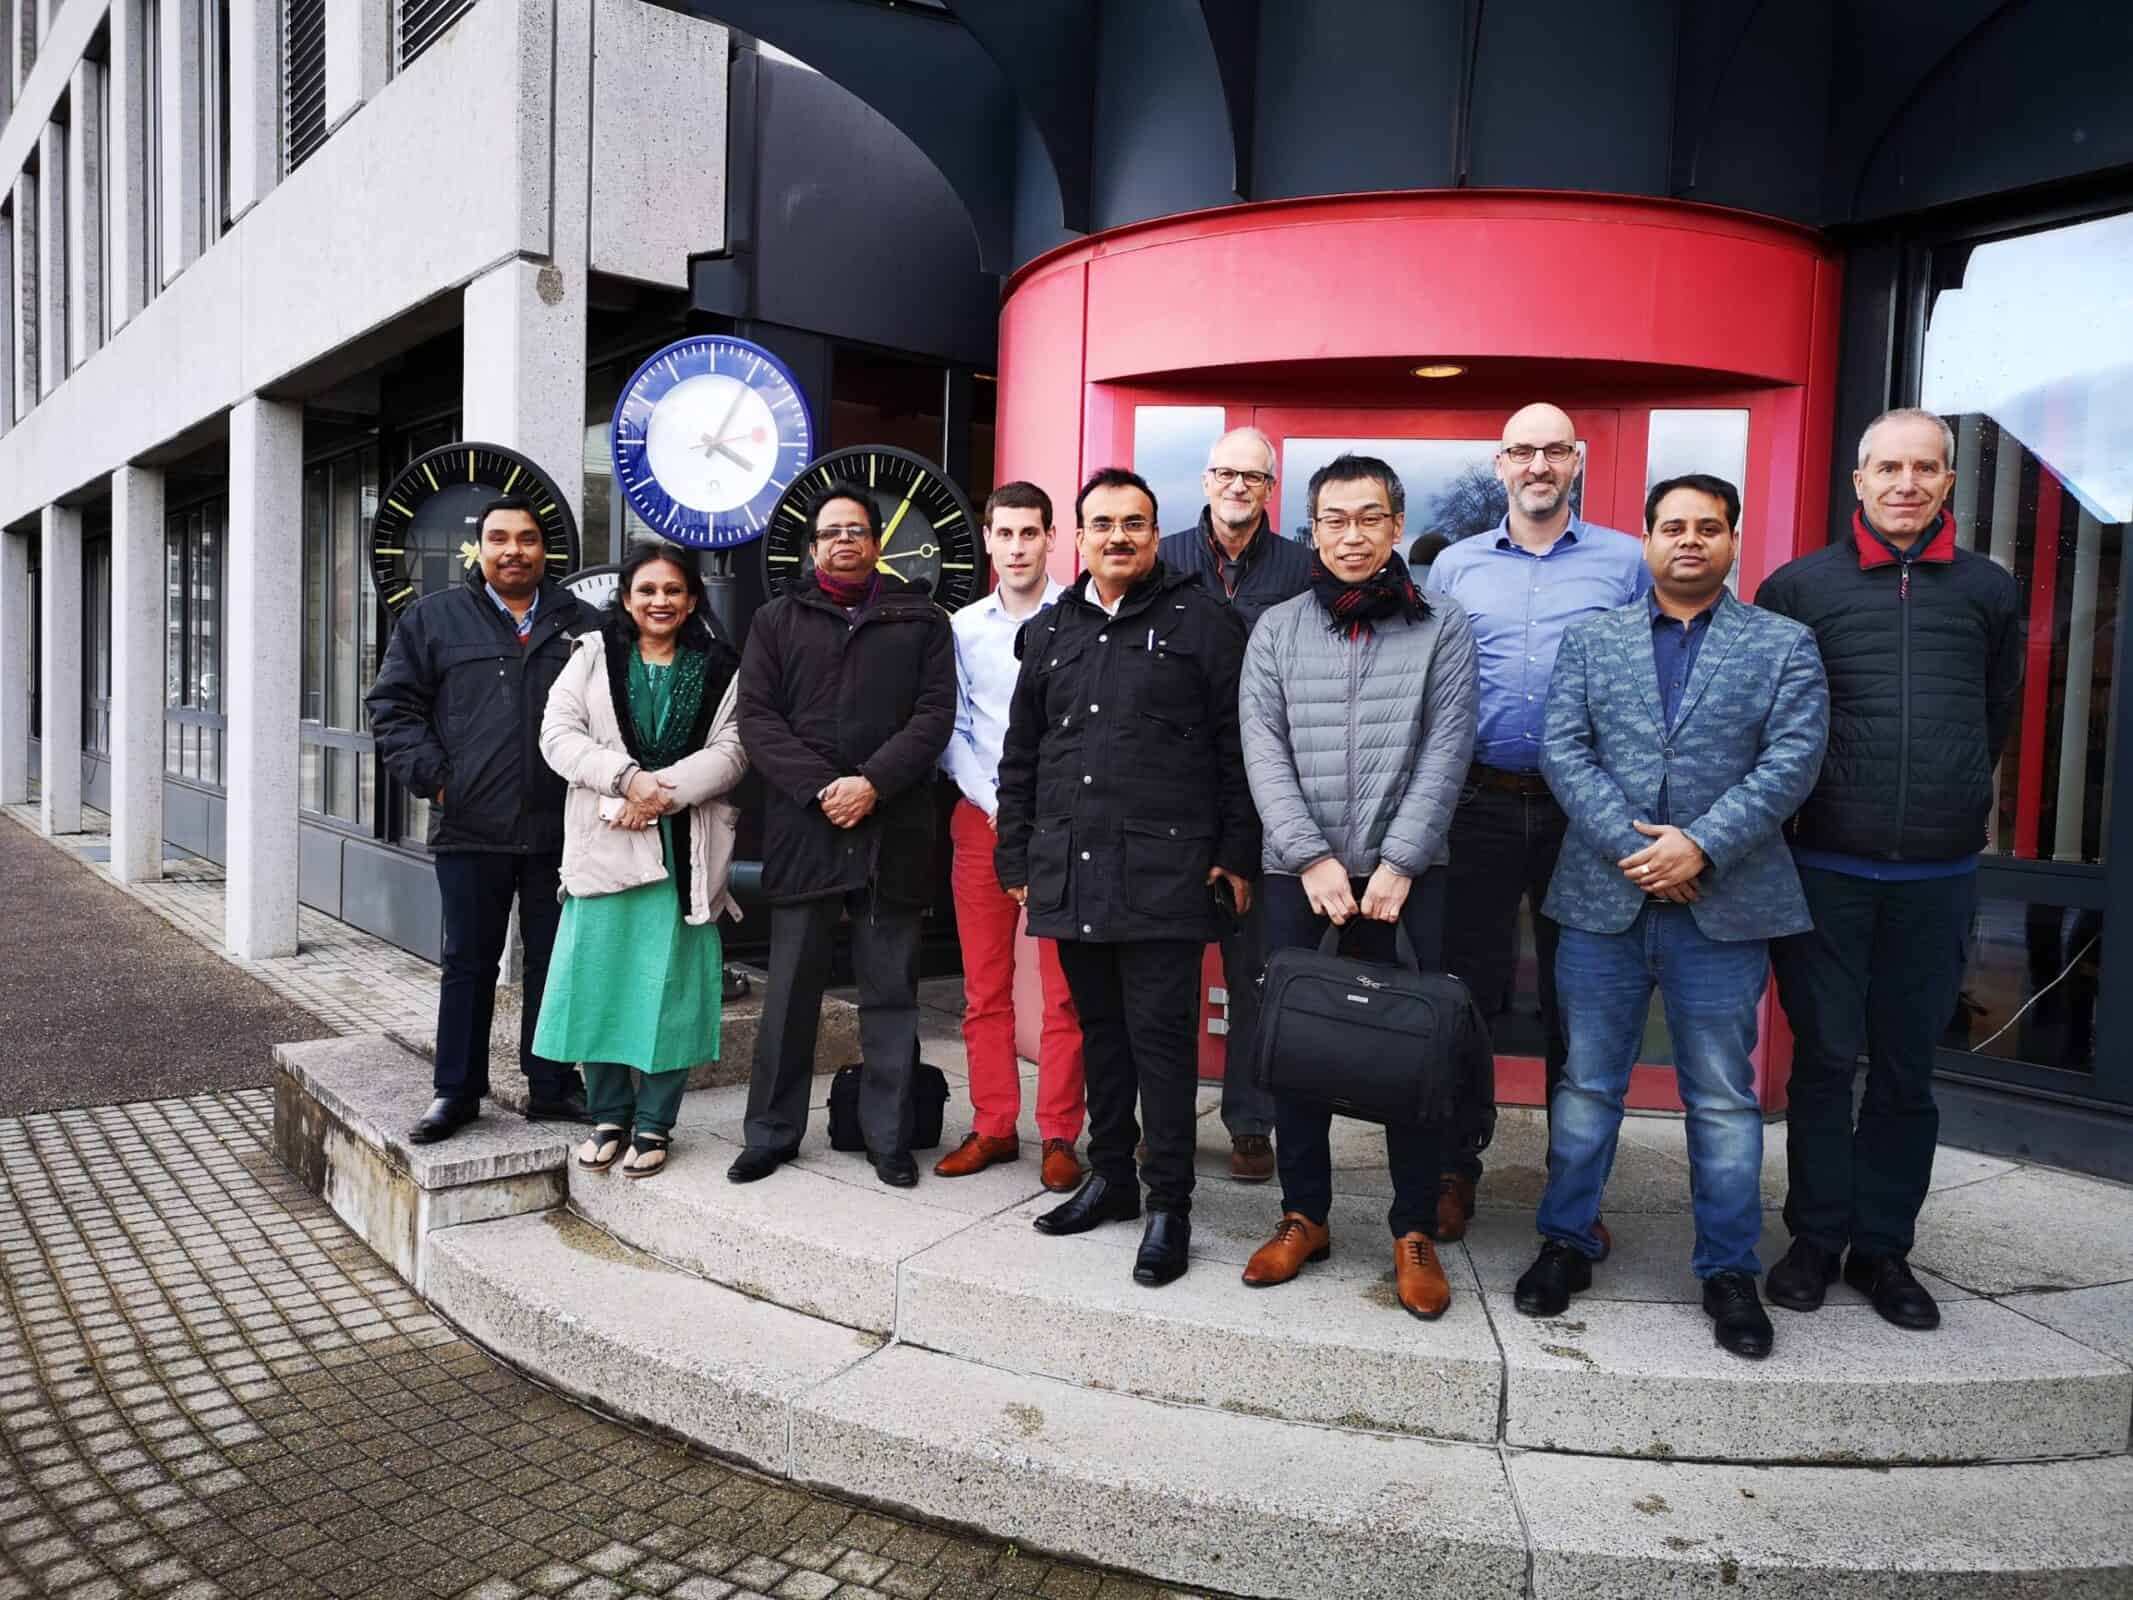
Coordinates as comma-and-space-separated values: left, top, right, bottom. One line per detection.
1237, 454, 1481, 1319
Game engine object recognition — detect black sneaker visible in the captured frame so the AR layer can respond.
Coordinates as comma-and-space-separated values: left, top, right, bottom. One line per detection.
1844, 1250, 1941, 1331
1766, 1236, 1842, 1313
1702, 1270, 1774, 1359
1513, 1239, 1593, 1317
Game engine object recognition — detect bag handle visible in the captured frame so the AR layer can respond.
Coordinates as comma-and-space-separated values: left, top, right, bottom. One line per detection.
1314, 919, 1424, 975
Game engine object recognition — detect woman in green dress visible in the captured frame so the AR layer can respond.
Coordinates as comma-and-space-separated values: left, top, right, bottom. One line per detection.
534, 542, 747, 1177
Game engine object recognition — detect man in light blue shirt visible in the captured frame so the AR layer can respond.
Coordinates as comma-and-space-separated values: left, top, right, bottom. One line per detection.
937, 483, 1086, 1191
1425, 403, 1649, 1239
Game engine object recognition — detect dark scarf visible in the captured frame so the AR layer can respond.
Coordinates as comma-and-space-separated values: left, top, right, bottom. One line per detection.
1309, 551, 1428, 638
601, 622, 741, 911
815, 567, 880, 609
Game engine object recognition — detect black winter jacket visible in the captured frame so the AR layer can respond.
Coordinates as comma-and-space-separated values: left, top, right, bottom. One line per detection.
1755, 510, 2022, 862
365, 570, 588, 853
995, 566, 1259, 944
736, 574, 956, 907
1157, 509, 1314, 633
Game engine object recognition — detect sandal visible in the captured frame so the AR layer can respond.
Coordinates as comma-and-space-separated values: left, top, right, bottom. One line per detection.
577, 1125, 627, 1172
621, 1132, 671, 1180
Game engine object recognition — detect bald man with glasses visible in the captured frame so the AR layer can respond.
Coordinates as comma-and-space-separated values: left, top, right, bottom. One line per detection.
1158, 427, 1314, 1182
1424, 404, 1650, 1241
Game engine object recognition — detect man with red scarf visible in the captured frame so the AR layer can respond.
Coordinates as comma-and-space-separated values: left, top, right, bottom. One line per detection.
731, 483, 956, 1189
1755, 409, 2022, 1333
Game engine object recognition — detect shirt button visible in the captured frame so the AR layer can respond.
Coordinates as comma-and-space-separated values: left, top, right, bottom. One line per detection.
1080, 850, 1091, 861
1088, 704, 1099, 713
1098, 634, 1108, 643
1083, 775, 1093, 785
1082, 924, 1092, 934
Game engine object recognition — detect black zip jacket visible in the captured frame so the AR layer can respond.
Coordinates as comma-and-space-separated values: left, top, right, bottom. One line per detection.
994, 565, 1258, 944
1157, 508, 1314, 633
1755, 509, 2022, 862
736, 574, 956, 907
365, 569, 588, 854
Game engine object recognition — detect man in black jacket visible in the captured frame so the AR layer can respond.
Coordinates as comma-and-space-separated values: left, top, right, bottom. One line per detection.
998, 467, 1258, 1286
1755, 408, 2022, 1333
367, 496, 591, 1144
729, 483, 956, 1189
1155, 426, 1311, 1182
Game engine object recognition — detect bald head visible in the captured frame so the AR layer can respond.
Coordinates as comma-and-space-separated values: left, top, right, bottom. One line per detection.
1500, 403, 1576, 449
1495, 402, 1582, 538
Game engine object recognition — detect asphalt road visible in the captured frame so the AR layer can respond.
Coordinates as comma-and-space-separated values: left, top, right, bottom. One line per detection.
0, 819, 326, 1112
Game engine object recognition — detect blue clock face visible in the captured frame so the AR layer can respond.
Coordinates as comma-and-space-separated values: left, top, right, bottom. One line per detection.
610, 336, 815, 550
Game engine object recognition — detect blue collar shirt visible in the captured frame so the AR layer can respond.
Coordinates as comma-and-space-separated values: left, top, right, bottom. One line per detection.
1648, 589, 1718, 823
484, 581, 539, 642
1425, 513, 1650, 771
942, 578, 1066, 818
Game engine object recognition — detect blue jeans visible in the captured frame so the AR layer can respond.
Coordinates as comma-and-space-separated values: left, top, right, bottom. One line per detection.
1537, 905, 1769, 1278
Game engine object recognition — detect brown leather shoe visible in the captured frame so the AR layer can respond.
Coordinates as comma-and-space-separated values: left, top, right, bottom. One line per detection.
1393, 1231, 1451, 1320
1436, 1173, 1477, 1242
932, 1132, 1018, 1178
1229, 1134, 1275, 1183
1242, 1212, 1331, 1287
1040, 1139, 1082, 1193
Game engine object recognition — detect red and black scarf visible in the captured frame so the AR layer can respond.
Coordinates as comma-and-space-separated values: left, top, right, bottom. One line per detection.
815, 568, 880, 610
1309, 551, 1428, 639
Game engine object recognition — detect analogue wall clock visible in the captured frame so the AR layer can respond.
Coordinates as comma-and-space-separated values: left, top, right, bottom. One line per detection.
761, 446, 985, 612
561, 563, 622, 614
369, 442, 579, 620
610, 335, 816, 549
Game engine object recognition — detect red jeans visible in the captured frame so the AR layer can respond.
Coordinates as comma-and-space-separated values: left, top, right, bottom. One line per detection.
950, 799, 1086, 1142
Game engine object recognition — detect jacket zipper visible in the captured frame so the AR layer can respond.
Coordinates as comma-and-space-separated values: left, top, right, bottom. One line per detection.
1343, 631, 1360, 866
1894, 560, 1911, 857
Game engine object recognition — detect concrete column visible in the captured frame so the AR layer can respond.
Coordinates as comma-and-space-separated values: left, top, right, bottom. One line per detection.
110, 464, 164, 881
106, 0, 148, 326
225, 0, 278, 222
37, 121, 63, 392
224, 396, 303, 959
157, 0, 202, 284
0, 204, 13, 433
67, 60, 104, 366
0, 527, 27, 804
324, 0, 389, 134
10, 173, 32, 413
38, 501, 82, 834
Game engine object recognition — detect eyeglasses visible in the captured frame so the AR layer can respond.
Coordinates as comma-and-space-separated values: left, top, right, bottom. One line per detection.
813, 524, 873, 545
1206, 467, 1272, 489
1084, 517, 1152, 536
1500, 443, 1578, 466
1313, 509, 1395, 534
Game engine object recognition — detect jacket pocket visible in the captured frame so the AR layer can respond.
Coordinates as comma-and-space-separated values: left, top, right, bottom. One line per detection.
1123, 818, 1215, 920
1026, 814, 1073, 913
694, 800, 742, 923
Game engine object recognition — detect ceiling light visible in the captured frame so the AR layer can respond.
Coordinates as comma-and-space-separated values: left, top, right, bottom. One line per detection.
1411, 363, 1466, 379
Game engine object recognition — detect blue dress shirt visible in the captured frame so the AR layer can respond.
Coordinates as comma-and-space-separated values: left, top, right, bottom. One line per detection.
941, 579, 1066, 817
1649, 590, 1717, 823
1426, 514, 1650, 771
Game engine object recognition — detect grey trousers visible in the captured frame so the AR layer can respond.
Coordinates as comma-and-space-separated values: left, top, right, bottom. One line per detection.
1217, 901, 1276, 1138
743, 889, 921, 1158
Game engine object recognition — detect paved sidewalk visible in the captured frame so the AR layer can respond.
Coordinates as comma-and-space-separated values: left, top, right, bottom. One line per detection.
0, 1089, 1192, 1600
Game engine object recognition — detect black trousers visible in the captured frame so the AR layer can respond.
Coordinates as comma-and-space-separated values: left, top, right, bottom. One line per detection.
1442, 781, 1567, 1181
1260, 869, 1447, 1238
1055, 938, 1202, 1216
432, 849, 574, 1101
1771, 866, 1977, 1257
744, 889, 920, 1158
1215, 902, 1276, 1137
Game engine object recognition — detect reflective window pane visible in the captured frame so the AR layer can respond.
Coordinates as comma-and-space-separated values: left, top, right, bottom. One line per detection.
1132, 406, 1227, 537
1279, 437, 1584, 548
1948, 897, 2103, 1074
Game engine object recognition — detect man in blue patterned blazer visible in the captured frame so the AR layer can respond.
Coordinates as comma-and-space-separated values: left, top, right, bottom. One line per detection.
1513, 474, 1828, 1361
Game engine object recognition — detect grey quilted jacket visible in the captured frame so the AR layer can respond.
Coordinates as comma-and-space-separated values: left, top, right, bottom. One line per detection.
1240, 591, 1479, 878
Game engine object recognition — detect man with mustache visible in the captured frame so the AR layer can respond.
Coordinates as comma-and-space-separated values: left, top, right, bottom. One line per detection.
1156, 427, 1311, 1182
997, 468, 1258, 1286
1755, 409, 2022, 1333
1425, 403, 1649, 1241
1515, 474, 1827, 1360
369, 496, 592, 1144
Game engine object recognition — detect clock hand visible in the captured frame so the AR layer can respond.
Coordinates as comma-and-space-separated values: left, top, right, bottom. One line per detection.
709, 384, 748, 443
712, 442, 756, 471
880, 489, 921, 550
872, 555, 908, 579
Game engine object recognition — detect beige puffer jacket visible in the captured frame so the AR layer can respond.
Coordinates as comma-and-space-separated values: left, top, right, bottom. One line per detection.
539, 631, 747, 926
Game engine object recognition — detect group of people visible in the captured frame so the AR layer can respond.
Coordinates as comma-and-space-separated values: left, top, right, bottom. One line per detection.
365, 396, 2019, 1361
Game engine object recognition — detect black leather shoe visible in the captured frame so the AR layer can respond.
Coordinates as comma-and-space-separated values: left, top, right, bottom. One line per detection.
1766, 1236, 1842, 1313
1132, 1210, 1191, 1286
524, 1087, 593, 1124
1703, 1270, 1775, 1360
1844, 1250, 1941, 1331
871, 1151, 919, 1188
1032, 1174, 1141, 1236
726, 1145, 799, 1184
1513, 1240, 1594, 1317
409, 1097, 479, 1145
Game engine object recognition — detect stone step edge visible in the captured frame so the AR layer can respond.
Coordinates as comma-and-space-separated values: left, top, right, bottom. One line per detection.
421, 1211, 2133, 1600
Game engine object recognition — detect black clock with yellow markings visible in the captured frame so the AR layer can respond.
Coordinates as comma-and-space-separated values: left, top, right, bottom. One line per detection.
369, 442, 580, 621
761, 445, 984, 611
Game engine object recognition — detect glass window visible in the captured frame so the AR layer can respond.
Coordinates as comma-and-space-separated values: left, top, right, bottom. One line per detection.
1278, 437, 1585, 547
1132, 406, 1226, 538
302, 469, 326, 721
1949, 898, 2104, 1074
1924, 209, 2130, 866
97, 55, 114, 341
83, 537, 112, 753
299, 447, 380, 829
142, 0, 162, 297
162, 497, 227, 786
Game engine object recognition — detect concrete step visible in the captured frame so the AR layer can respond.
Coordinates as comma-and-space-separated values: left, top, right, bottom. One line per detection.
420, 1210, 2133, 1599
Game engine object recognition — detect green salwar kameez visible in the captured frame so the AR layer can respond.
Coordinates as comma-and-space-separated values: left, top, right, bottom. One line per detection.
532, 653, 723, 1138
